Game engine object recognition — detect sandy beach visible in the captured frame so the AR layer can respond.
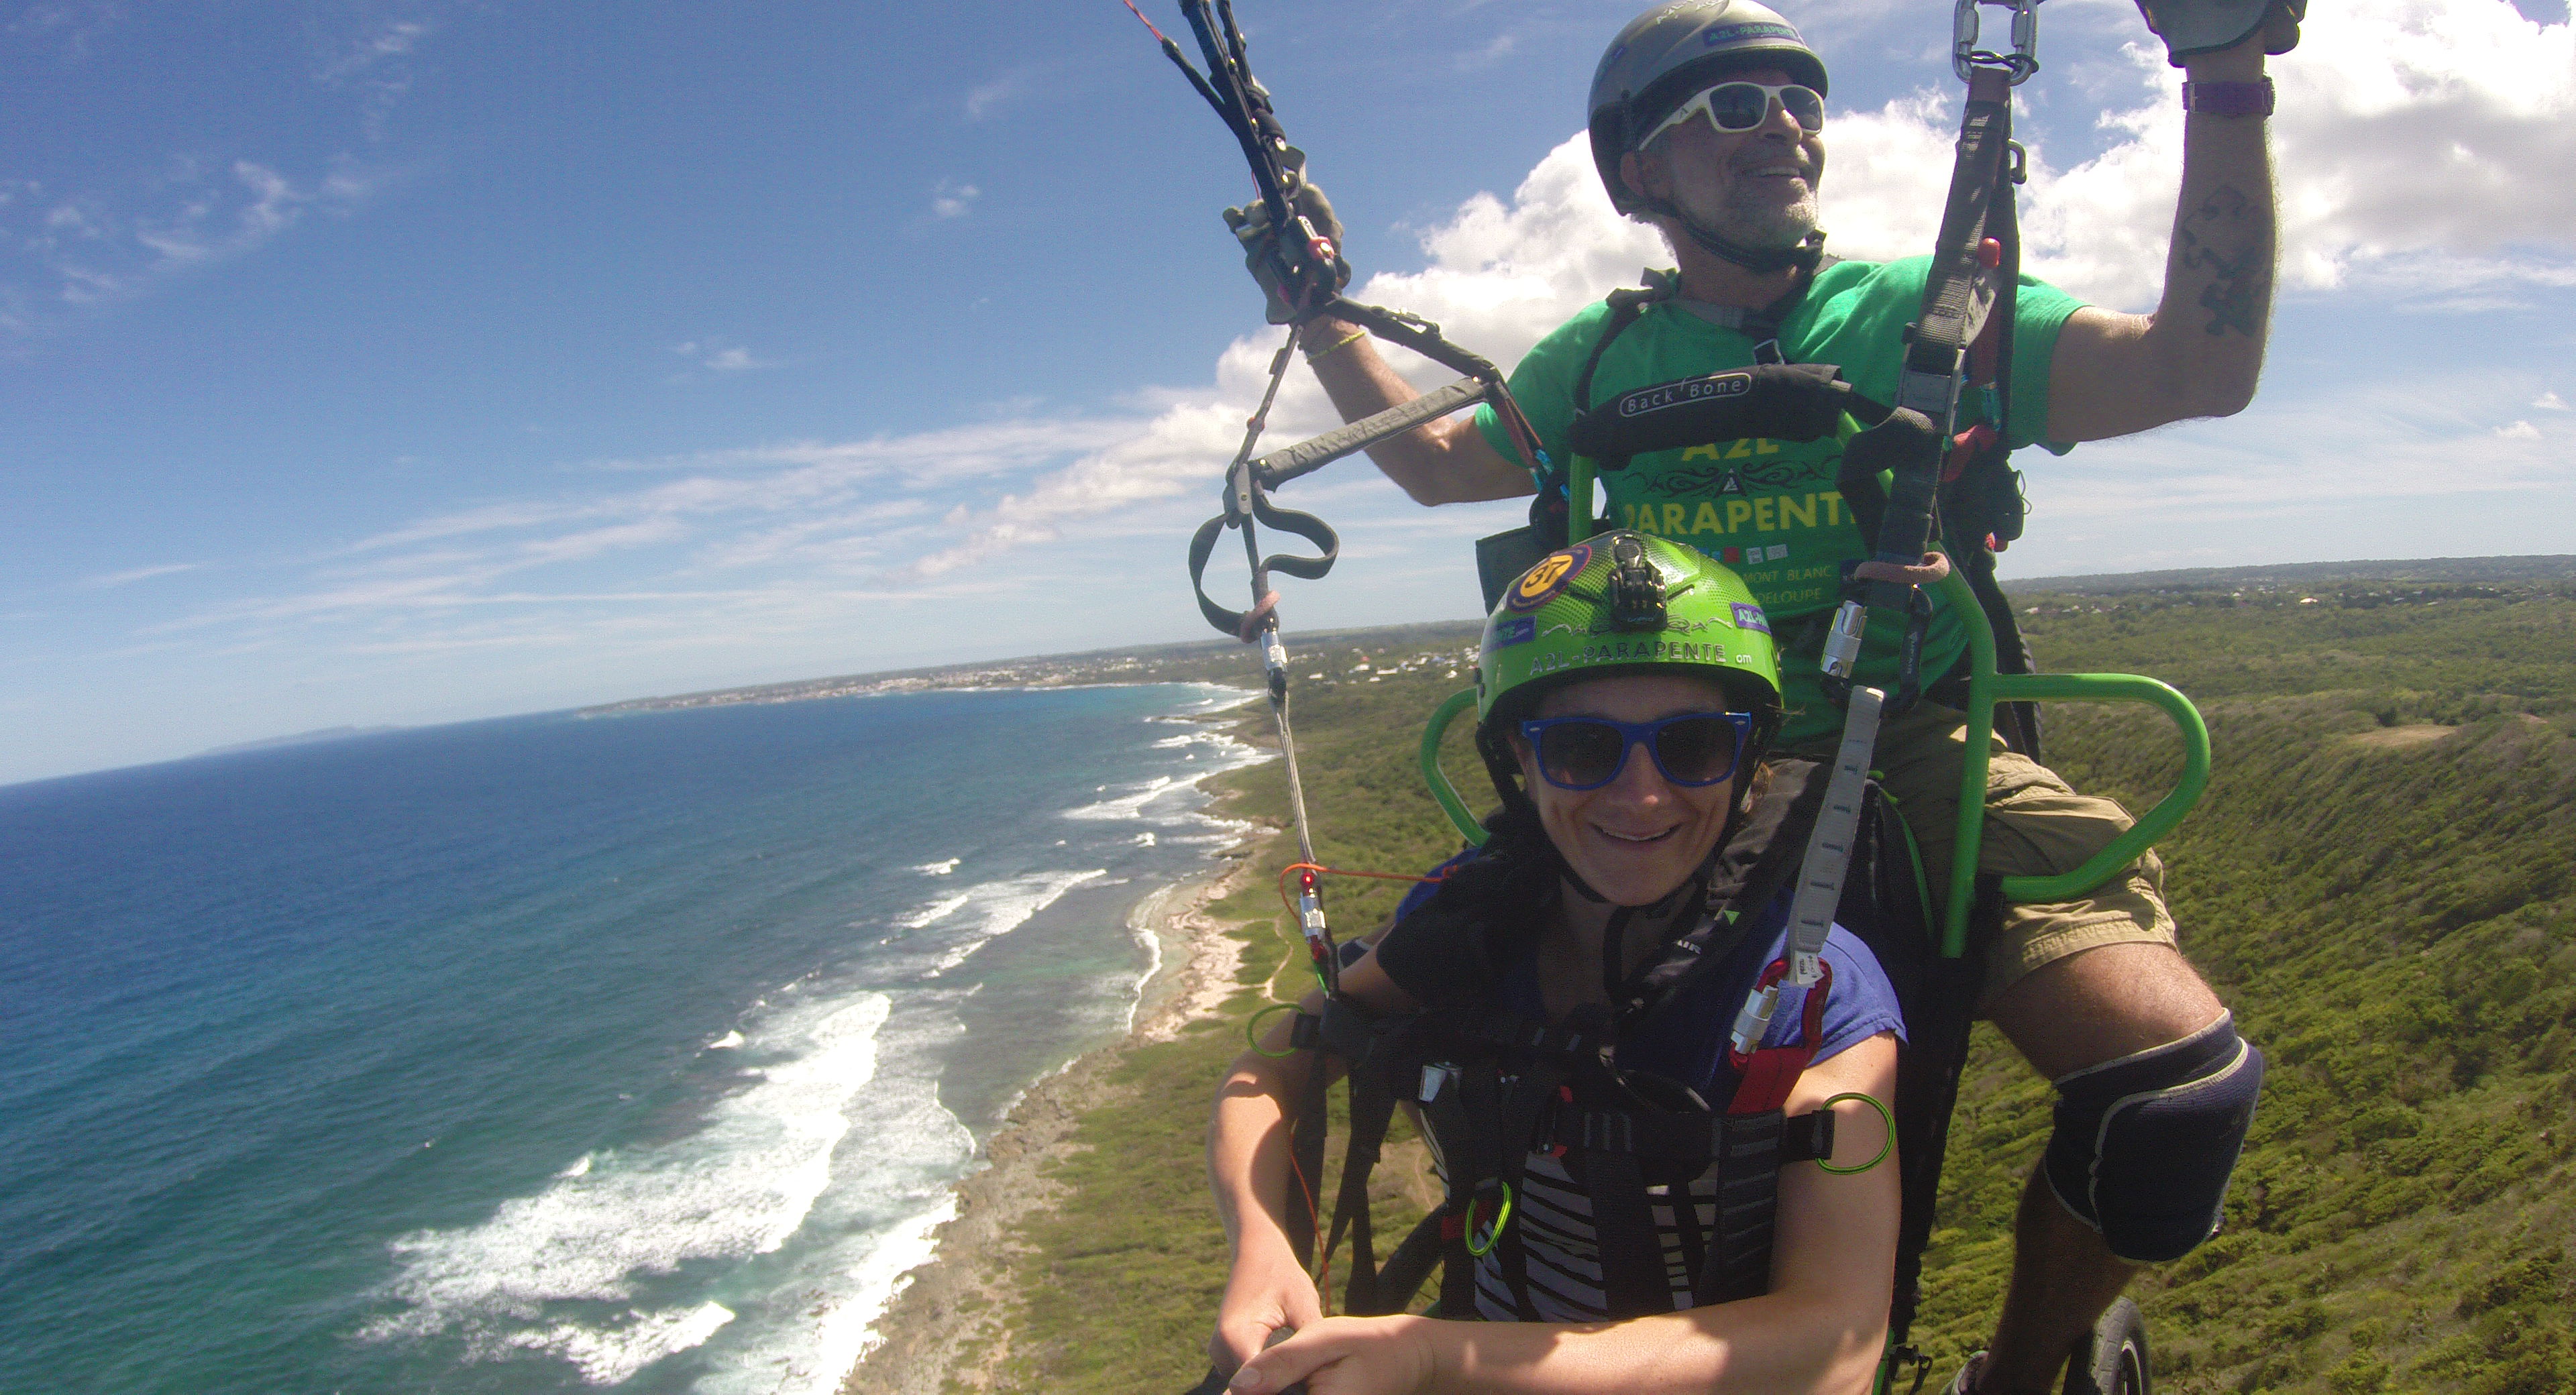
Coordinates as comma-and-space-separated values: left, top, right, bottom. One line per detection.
837, 823, 1272, 1395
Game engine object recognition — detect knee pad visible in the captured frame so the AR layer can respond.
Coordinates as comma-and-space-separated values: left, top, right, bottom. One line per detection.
2043, 1013, 2265, 1263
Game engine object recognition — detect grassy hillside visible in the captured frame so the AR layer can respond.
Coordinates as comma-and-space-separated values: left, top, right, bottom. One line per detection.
975, 579, 2575, 1395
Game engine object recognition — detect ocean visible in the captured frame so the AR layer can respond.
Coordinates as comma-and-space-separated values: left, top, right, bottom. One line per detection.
0, 685, 1266, 1394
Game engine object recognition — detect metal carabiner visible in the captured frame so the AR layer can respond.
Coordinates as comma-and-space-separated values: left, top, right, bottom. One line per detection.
1953, 0, 2045, 85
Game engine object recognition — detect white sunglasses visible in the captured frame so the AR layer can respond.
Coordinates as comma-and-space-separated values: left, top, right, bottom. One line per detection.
1639, 80, 1826, 148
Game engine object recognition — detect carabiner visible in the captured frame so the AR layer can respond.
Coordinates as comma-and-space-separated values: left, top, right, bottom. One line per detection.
1954, 0, 2045, 85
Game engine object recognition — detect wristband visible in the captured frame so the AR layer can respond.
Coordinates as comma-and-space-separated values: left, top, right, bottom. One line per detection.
2182, 78, 2274, 117
1304, 328, 1368, 364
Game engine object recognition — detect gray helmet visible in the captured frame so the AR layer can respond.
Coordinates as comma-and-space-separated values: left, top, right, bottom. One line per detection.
1588, 0, 1831, 215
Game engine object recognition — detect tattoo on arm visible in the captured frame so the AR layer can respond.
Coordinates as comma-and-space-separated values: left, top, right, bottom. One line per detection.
2176, 184, 2271, 339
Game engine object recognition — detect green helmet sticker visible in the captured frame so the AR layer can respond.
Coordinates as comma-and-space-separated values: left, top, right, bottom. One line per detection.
1477, 531, 1782, 723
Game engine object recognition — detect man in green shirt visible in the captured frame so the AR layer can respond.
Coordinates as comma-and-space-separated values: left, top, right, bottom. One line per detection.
1235, 1, 2295, 1390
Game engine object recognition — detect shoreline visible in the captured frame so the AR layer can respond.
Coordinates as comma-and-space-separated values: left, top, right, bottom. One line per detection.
837, 714, 1274, 1395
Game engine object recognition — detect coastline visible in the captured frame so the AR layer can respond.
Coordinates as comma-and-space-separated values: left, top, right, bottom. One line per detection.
838, 720, 1275, 1394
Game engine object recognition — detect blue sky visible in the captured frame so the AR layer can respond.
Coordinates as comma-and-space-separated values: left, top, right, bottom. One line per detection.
4, 0, 2571, 785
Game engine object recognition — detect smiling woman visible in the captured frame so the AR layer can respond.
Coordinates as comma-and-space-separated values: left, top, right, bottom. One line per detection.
1205, 533, 1904, 1395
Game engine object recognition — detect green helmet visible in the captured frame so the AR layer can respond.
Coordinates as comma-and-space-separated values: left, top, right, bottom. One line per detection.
1476, 531, 1782, 732
1587, 0, 1830, 217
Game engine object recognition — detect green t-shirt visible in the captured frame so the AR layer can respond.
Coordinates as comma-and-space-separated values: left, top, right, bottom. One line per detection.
1474, 255, 2084, 750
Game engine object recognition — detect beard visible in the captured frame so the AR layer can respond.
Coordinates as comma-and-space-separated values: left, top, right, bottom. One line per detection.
1714, 179, 1821, 249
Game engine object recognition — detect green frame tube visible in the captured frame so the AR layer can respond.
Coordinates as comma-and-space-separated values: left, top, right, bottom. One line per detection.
1421, 687, 1489, 846
1417, 477, 2212, 951
1567, 455, 1598, 541
1933, 563, 2210, 956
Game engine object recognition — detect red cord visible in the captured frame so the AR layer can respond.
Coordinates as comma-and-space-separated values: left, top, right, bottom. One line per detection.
1115, 0, 1173, 44
1274, 861, 1444, 915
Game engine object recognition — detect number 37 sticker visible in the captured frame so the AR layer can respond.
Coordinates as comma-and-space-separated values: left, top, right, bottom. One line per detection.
1505, 543, 1591, 613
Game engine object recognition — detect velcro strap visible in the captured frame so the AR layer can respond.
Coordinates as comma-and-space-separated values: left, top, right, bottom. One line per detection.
1316, 995, 1381, 1059
1289, 1011, 1323, 1052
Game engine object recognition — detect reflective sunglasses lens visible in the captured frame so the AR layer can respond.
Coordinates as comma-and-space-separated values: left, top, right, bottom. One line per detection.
1538, 721, 1627, 788
1705, 83, 1772, 131
1652, 716, 1741, 785
1780, 85, 1825, 131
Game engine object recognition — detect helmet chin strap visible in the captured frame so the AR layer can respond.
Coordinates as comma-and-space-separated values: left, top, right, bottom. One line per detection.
1641, 194, 1827, 276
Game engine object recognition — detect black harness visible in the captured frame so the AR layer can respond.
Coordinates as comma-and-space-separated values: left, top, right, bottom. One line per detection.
1286, 756, 1968, 1328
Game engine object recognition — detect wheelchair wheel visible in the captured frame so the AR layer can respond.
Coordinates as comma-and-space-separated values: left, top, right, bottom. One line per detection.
2063, 1297, 2152, 1395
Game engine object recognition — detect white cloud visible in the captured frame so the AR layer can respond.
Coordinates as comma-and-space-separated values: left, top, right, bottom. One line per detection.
670, 339, 769, 374
1460, 34, 1517, 70
1805, 0, 2576, 309
2536, 390, 2569, 409
79, 562, 197, 588
2024, 371, 2568, 531
930, 180, 981, 220
113, 0, 2576, 675
321, 18, 431, 81
36, 156, 386, 313
964, 70, 1030, 121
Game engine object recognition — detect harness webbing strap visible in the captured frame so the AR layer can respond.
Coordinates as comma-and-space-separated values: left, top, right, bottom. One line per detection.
1785, 685, 1886, 985
1582, 1148, 1673, 1318
1701, 1108, 1788, 1304
1571, 272, 1678, 418
1540, 1103, 1835, 1164
1184, 494, 1338, 637
1326, 1066, 1395, 1314
1285, 1041, 1328, 1269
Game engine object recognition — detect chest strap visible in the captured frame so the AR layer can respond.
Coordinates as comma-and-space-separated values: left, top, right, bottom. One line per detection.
1540, 1099, 1835, 1164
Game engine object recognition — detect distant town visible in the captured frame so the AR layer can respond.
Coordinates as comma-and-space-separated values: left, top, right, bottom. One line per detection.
575, 618, 1489, 717
575, 556, 2573, 718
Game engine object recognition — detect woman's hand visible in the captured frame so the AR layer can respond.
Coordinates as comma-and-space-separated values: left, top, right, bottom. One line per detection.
1224, 1315, 1438, 1395
1209, 1245, 1326, 1375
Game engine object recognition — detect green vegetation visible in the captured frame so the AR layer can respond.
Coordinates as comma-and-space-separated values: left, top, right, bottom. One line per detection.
977, 578, 2576, 1395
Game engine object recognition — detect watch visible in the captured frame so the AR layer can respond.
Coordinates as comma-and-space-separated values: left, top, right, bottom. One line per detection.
2182, 78, 2275, 117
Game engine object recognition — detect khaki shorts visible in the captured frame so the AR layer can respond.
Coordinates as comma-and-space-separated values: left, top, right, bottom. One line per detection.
1816, 701, 2180, 1010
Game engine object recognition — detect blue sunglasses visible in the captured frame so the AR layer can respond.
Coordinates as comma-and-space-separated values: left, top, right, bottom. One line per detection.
1517, 712, 1756, 791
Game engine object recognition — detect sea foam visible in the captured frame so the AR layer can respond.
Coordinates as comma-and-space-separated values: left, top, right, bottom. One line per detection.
920, 869, 1108, 976
358, 989, 971, 1389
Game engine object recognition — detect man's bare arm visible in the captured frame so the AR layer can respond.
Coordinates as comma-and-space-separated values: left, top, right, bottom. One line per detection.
1301, 315, 1538, 504
2046, 36, 2276, 443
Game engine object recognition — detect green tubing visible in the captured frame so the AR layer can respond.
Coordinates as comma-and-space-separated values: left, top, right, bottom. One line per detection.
1247, 1001, 1303, 1058
1421, 688, 1489, 845
1463, 1182, 1515, 1258
1935, 565, 2213, 958
1815, 1091, 1897, 1175
1567, 455, 1597, 541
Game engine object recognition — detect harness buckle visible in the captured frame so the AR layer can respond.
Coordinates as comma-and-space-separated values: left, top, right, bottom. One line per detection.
1419, 1062, 1459, 1105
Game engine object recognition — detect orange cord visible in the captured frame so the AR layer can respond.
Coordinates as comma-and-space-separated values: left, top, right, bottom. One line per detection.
1269, 860, 1446, 1315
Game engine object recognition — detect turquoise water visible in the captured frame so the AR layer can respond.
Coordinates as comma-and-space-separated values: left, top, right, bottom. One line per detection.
0, 685, 1260, 1393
